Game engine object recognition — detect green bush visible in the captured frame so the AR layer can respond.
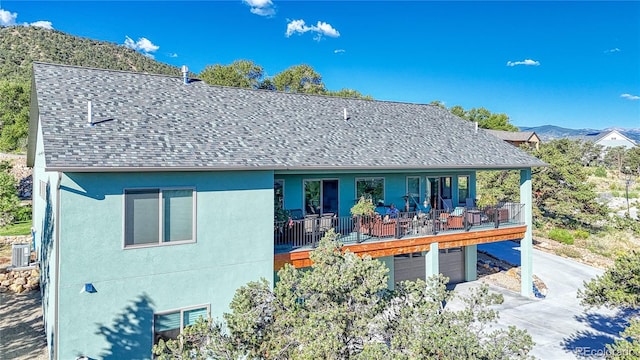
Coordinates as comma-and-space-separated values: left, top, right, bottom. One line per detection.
628, 192, 639, 199
15, 204, 32, 222
548, 228, 574, 245
612, 191, 621, 197
574, 229, 590, 240
594, 167, 607, 178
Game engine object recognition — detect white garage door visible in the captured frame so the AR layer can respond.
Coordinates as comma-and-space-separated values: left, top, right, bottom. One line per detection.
439, 247, 465, 284
394, 252, 425, 283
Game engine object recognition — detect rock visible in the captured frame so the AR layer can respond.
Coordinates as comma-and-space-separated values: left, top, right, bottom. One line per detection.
0, 273, 6, 281
1, 279, 11, 287
30, 269, 39, 277
27, 278, 39, 287
482, 263, 490, 269
9, 283, 24, 293
14, 277, 26, 285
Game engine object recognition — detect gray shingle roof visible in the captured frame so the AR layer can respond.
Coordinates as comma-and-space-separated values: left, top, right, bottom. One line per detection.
29, 62, 546, 171
484, 129, 539, 142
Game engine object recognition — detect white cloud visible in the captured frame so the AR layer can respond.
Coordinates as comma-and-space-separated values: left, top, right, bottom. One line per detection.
285, 19, 340, 40
243, 0, 275, 16
30, 21, 53, 30
0, 8, 54, 29
334, 49, 345, 54
124, 36, 160, 55
168, 53, 178, 58
621, 93, 640, 101
506, 59, 540, 67
0, 9, 17, 26
605, 48, 620, 53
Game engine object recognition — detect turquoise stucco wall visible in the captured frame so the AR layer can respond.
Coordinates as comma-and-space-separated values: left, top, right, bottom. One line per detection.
55, 170, 274, 359
275, 171, 476, 217
31, 120, 59, 360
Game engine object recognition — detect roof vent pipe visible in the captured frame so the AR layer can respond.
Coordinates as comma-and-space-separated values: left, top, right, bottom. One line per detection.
87, 101, 93, 127
181, 65, 189, 85
343, 108, 348, 121
474, 121, 478, 134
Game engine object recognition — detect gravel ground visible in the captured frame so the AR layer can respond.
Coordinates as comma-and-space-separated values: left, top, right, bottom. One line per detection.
0, 290, 48, 360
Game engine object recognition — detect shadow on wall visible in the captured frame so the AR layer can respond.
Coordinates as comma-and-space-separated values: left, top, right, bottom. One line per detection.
94, 294, 155, 360
40, 180, 55, 358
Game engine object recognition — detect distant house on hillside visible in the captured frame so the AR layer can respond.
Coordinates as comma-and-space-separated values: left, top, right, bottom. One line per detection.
581, 130, 637, 149
484, 129, 541, 150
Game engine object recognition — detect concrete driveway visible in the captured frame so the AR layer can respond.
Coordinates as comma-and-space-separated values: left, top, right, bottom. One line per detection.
454, 241, 626, 359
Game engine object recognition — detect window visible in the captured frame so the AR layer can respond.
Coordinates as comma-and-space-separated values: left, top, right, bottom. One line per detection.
406, 177, 420, 210
356, 178, 385, 204
303, 179, 339, 215
124, 188, 195, 247
153, 305, 209, 345
458, 176, 469, 205
39, 180, 47, 200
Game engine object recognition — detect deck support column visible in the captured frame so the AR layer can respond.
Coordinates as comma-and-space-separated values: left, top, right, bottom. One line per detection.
424, 242, 439, 278
520, 168, 533, 297
377, 256, 395, 290
464, 245, 477, 281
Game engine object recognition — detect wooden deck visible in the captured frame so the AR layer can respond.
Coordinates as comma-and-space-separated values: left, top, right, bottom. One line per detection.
274, 225, 527, 270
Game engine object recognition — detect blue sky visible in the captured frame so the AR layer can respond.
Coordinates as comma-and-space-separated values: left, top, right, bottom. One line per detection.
2, 1, 639, 130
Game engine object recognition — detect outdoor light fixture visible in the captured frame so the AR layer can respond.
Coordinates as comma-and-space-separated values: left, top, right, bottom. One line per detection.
82, 283, 97, 294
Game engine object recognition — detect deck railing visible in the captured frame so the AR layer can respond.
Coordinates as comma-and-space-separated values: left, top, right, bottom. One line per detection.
274, 202, 525, 251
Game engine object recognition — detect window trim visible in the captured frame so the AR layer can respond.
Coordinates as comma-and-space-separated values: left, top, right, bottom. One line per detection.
122, 187, 197, 249
153, 304, 210, 346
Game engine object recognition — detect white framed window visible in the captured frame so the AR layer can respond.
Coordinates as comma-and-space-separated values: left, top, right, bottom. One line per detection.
406, 176, 420, 210
124, 188, 196, 248
39, 180, 47, 200
153, 305, 209, 345
458, 176, 469, 205
355, 177, 385, 205
303, 179, 339, 215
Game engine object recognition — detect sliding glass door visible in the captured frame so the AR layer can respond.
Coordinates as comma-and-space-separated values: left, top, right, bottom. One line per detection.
304, 179, 339, 216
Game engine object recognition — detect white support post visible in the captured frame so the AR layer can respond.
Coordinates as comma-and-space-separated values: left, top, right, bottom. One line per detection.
465, 245, 477, 281
424, 242, 439, 278
520, 168, 533, 297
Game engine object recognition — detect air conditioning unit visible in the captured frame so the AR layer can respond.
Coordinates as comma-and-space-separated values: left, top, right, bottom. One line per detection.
11, 243, 30, 268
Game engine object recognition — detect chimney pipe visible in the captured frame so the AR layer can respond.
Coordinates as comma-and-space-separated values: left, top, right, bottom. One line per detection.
87, 101, 93, 126
181, 65, 189, 85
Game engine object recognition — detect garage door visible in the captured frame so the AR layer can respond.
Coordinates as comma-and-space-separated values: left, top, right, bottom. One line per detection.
439, 247, 465, 284
394, 252, 425, 283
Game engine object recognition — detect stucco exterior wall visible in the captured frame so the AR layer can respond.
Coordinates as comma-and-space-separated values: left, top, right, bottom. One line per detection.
31, 119, 60, 360
54, 170, 274, 359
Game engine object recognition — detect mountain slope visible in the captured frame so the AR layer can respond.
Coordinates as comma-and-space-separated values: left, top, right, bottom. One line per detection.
0, 25, 180, 83
520, 125, 640, 143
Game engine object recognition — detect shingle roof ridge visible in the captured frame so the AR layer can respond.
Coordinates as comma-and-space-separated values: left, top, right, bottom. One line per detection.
33, 61, 444, 108
33, 61, 181, 80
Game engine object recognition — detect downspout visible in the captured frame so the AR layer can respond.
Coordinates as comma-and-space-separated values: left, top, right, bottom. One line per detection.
54, 171, 61, 360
